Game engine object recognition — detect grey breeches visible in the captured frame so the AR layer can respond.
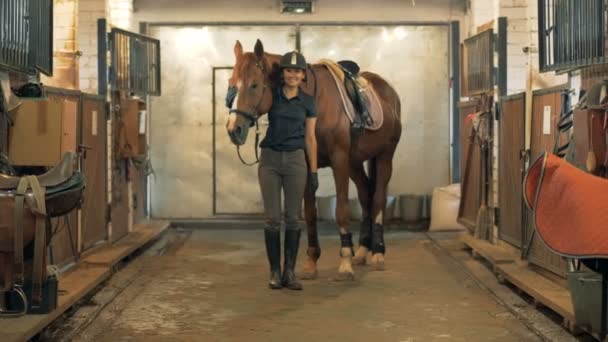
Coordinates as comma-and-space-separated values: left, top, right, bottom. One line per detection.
258, 148, 308, 232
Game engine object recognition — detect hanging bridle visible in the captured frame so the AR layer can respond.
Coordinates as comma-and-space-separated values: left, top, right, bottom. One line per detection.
226, 60, 267, 166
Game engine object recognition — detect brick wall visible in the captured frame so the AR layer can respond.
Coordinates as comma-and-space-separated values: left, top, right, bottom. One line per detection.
41, 0, 79, 89
108, 0, 134, 31
78, 0, 106, 94
468, 0, 498, 35
500, 0, 529, 94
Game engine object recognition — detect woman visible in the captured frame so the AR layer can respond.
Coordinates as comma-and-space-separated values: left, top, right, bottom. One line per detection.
260, 51, 318, 290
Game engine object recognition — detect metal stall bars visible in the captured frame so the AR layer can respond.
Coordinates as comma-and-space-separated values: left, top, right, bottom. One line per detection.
538, 0, 607, 73
99, 21, 161, 236
109, 28, 161, 97
461, 29, 494, 97
0, 0, 53, 75
0, 0, 53, 153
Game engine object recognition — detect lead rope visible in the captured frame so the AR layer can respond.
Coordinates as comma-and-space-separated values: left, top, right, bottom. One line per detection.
237, 120, 260, 166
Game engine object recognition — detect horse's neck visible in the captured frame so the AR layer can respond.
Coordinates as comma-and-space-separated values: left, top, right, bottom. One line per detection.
303, 64, 325, 99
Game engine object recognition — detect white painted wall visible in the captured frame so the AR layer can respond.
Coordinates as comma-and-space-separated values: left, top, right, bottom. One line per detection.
132, 0, 465, 219
147, 24, 450, 219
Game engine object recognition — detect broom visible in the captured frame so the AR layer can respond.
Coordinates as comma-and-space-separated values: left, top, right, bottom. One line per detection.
474, 114, 491, 240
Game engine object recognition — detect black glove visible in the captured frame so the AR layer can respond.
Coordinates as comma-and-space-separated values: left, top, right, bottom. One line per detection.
307, 172, 319, 194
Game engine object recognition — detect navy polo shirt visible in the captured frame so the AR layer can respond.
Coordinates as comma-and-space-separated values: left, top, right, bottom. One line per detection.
260, 87, 316, 152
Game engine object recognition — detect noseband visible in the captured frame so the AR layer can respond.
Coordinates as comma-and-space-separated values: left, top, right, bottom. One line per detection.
226, 60, 268, 166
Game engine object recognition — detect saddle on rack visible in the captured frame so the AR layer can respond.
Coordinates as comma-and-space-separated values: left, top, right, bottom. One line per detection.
0, 151, 85, 316
524, 152, 608, 260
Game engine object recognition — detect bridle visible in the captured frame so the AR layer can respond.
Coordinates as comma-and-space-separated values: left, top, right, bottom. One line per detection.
226, 60, 267, 166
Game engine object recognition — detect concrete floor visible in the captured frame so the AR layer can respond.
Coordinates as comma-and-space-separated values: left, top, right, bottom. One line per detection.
52, 228, 551, 342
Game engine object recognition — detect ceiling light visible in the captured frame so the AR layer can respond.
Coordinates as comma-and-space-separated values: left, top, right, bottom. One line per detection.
281, 0, 313, 14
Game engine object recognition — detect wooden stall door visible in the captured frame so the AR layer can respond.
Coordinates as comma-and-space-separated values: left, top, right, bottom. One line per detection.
498, 94, 525, 248
46, 90, 80, 267
81, 95, 108, 251
526, 87, 569, 277
458, 100, 482, 232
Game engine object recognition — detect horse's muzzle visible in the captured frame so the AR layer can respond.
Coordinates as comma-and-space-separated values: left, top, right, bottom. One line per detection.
228, 120, 250, 146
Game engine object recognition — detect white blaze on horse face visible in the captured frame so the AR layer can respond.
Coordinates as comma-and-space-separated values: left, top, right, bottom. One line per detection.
226, 81, 241, 132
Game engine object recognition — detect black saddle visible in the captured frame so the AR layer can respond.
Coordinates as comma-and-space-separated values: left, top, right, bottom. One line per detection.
336, 60, 373, 131
337, 60, 360, 77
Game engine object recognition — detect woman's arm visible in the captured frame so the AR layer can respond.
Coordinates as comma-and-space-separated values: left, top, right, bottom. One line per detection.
305, 117, 317, 172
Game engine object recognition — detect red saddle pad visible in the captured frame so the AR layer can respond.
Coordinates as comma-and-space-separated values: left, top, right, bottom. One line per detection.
524, 152, 608, 258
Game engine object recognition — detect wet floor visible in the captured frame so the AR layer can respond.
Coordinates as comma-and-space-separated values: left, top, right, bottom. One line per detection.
51, 228, 547, 342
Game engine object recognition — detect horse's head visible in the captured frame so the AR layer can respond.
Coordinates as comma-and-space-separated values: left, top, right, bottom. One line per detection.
225, 39, 276, 146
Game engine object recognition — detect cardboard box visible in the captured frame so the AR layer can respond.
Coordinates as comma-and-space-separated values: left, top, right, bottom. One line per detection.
8, 98, 77, 166
119, 98, 146, 158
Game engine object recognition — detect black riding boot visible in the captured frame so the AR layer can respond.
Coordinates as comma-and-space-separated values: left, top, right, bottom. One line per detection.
264, 229, 282, 289
371, 223, 386, 255
282, 229, 303, 290
359, 217, 372, 249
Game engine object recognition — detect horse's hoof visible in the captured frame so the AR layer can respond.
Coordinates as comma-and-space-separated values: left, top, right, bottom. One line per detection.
300, 269, 318, 280
334, 271, 355, 281
352, 255, 366, 265
353, 246, 369, 266
370, 253, 386, 271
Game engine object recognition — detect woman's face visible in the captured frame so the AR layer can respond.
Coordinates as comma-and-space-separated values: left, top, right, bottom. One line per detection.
282, 68, 305, 88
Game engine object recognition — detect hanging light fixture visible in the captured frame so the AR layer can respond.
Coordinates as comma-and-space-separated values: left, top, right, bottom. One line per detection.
281, 0, 313, 14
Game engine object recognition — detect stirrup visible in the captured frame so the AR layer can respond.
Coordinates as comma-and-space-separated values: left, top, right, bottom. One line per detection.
0, 286, 28, 318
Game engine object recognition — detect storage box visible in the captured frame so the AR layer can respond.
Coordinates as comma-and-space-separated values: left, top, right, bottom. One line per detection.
119, 98, 146, 157
8, 98, 77, 166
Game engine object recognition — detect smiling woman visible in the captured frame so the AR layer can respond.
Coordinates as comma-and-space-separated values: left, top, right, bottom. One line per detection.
226, 44, 318, 290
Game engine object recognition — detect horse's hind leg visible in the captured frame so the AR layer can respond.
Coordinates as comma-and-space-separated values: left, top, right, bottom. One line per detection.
370, 151, 396, 270
332, 151, 355, 281
350, 162, 372, 265
301, 190, 320, 280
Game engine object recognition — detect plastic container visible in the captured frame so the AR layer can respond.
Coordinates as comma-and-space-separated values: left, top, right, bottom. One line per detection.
348, 198, 362, 220
421, 194, 432, 219
567, 270, 607, 333
317, 195, 336, 221
399, 194, 423, 222
385, 196, 396, 221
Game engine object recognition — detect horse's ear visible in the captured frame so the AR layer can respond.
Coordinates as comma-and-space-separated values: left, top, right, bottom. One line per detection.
254, 39, 264, 60
234, 40, 243, 59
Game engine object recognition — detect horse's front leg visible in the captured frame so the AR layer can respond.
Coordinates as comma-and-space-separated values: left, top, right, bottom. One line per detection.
333, 153, 355, 281
301, 188, 320, 280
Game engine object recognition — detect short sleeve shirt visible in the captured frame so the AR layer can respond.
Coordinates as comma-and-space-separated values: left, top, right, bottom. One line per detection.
259, 87, 316, 152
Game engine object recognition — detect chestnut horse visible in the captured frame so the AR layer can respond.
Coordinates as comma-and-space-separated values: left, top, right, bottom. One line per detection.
226, 39, 401, 280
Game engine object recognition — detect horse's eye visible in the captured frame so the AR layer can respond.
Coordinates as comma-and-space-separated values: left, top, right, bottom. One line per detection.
250, 83, 258, 90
